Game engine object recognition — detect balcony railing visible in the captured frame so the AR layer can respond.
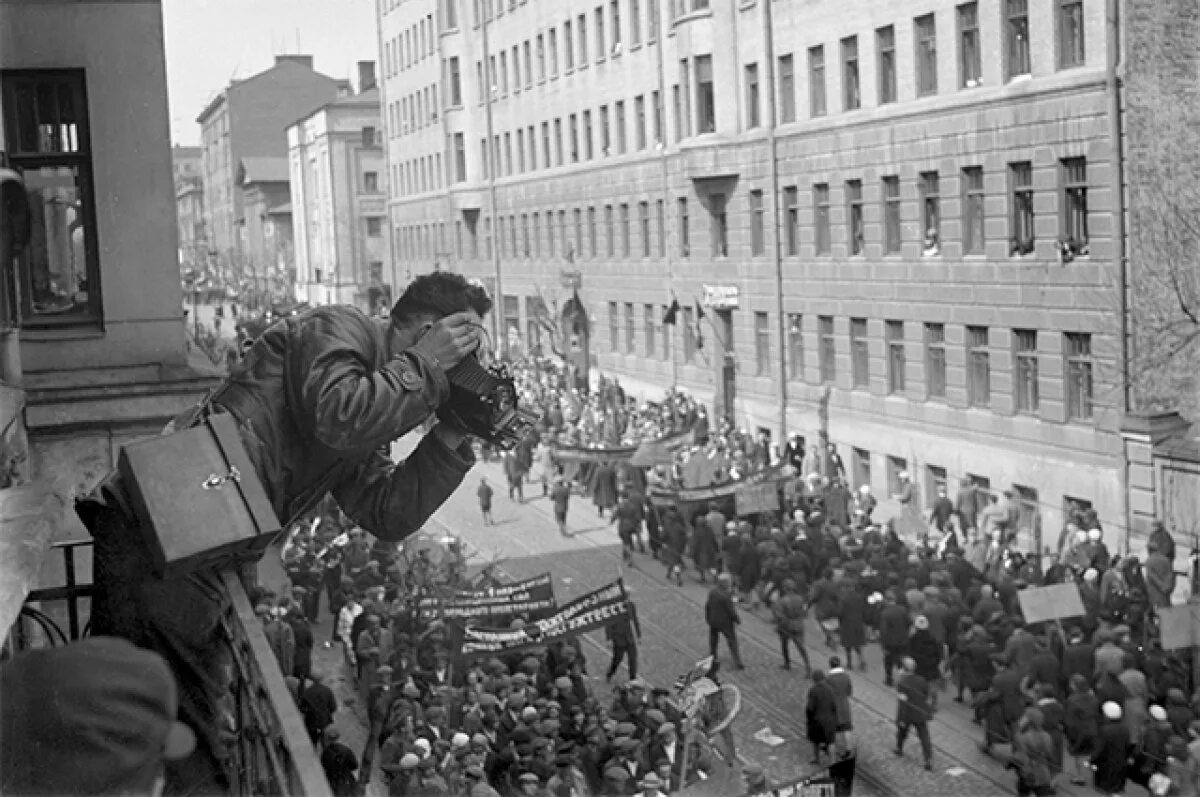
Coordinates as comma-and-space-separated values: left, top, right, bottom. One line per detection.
5, 538, 330, 797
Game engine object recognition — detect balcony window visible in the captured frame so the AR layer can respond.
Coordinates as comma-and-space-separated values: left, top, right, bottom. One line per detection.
3, 69, 103, 326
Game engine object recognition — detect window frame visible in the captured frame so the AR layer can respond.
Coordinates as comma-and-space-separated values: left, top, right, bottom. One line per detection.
2, 68, 105, 328
962, 165, 986, 254
819, 315, 836, 383
778, 53, 796, 123
808, 45, 827, 118
1009, 161, 1035, 256
841, 35, 861, 111
846, 179, 864, 256
1014, 328, 1039, 413
925, 322, 946, 399
957, 2, 981, 88
749, 189, 765, 256
850, 317, 869, 389
1006, 0, 1031, 80
1058, 0, 1086, 70
745, 62, 761, 128
966, 325, 991, 408
915, 13, 938, 96
1065, 332, 1094, 420
1060, 157, 1089, 250
787, 312, 804, 381
883, 175, 902, 254
783, 185, 799, 256
814, 182, 832, 255
886, 319, 906, 394
754, 311, 770, 376
877, 26, 897, 104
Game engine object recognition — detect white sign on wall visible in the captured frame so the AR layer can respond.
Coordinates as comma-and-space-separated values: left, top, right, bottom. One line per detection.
702, 284, 740, 310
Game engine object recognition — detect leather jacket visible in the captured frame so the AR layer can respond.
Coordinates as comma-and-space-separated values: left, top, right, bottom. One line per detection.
208, 305, 473, 537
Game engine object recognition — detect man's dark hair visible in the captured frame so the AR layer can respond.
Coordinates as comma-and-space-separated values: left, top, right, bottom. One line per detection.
390, 271, 492, 327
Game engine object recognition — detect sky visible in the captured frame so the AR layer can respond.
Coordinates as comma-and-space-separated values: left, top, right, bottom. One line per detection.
162, 0, 377, 146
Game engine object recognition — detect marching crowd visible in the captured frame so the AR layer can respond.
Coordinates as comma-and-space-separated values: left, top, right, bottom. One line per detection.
261, 508, 750, 797
263, 359, 1196, 797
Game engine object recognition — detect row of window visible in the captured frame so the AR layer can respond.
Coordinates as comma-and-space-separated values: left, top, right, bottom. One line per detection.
382, 8, 439, 79
394, 154, 1090, 261
603, 306, 1096, 421
779, 0, 1086, 126
385, 81, 440, 140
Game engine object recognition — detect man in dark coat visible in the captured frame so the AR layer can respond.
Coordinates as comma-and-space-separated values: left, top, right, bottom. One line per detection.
980, 654, 1026, 755
878, 592, 910, 687
1091, 702, 1130, 795
908, 615, 944, 712
692, 513, 719, 583
78, 272, 487, 795
592, 462, 620, 518
773, 579, 812, 674
320, 726, 360, 797
605, 599, 642, 682
894, 658, 934, 771
805, 670, 840, 764
837, 580, 868, 672
660, 504, 688, 585
704, 574, 745, 669
613, 490, 647, 563
300, 673, 338, 744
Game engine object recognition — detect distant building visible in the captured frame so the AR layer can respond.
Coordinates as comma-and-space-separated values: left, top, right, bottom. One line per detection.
288, 62, 391, 312
196, 55, 350, 287
238, 157, 294, 305
172, 145, 206, 270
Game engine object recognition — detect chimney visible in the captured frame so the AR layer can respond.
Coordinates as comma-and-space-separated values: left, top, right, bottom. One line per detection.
357, 61, 377, 93
274, 54, 314, 70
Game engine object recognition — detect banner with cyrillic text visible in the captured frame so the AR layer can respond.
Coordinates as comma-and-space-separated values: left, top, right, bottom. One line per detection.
453, 579, 628, 659
417, 573, 557, 621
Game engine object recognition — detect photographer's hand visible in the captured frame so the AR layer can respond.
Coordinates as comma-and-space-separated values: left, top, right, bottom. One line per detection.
410, 312, 482, 369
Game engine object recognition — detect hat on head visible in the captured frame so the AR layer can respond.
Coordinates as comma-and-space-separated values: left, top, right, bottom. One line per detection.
478, 692, 500, 708
555, 676, 574, 691
657, 722, 676, 736
471, 733, 490, 747
521, 706, 540, 721
465, 764, 485, 779
1, 637, 196, 796
452, 732, 471, 748
1102, 701, 1123, 721
615, 722, 637, 736
518, 771, 540, 783
914, 615, 930, 630
414, 737, 431, 754
1151, 705, 1169, 722
400, 753, 420, 769
402, 682, 421, 698
376, 665, 394, 676
604, 766, 631, 781
644, 709, 666, 727
639, 772, 664, 788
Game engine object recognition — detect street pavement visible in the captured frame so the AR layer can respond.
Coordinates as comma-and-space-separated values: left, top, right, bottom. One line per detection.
264, 452, 1104, 797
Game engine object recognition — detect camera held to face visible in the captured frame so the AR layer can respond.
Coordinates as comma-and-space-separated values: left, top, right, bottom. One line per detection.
437, 356, 539, 450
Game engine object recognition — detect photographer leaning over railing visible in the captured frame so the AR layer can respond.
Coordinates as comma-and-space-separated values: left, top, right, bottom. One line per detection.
76, 271, 494, 796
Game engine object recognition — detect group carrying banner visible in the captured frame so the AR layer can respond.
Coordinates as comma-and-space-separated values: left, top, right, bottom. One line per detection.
453, 579, 629, 660
418, 573, 557, 622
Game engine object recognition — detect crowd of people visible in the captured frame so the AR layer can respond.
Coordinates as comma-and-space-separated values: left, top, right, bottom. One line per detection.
260, 503, 755, 797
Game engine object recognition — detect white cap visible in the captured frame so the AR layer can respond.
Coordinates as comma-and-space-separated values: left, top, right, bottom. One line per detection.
414, 737, 431, 753
1102, 701, 1123, 720
1074, 530, 1088, 544
1150, 705, 1168, 722
452, 732, 471, 748
1084, 568, 1099, 582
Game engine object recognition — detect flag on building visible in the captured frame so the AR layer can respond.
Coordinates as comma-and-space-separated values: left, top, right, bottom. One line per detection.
662, 298, 680, 325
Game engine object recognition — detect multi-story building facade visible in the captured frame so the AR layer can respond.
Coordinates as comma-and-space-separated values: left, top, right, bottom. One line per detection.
172, 145, 206, 271
197, 55, 350, 278
1, 0, 219, 583
238, 157, 294, 304
288, 64, 392, 312
378, 0, 1129, 543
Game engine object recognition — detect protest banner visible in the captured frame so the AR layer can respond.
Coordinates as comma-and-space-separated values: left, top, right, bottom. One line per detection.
1158, 604, 1200, 651
453, 579, 628, 659
736, 482, 780, 515
1017, 582, 1086, 625
418, 573, 556, 621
